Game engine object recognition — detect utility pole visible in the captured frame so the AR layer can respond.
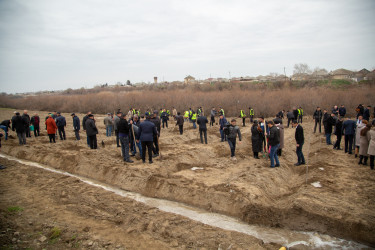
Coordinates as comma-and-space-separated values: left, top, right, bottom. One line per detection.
284, 67, 287, 82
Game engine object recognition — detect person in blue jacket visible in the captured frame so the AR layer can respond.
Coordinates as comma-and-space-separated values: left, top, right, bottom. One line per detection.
71, 113, 80, 140
342, 117, 357, 154
219, 114, 228, 142
137, 112, 157, 164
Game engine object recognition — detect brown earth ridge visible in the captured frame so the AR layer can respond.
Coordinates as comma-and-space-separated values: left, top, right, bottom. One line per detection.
1, 109, 374, 247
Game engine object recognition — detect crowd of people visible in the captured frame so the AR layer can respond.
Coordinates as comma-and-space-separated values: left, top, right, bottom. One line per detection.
1, 104, 374, 169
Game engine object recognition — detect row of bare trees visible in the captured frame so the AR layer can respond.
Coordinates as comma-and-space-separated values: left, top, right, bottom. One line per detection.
1, 86, 373, 117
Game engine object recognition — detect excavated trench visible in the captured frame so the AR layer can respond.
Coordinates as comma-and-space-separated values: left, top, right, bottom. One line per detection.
0, 153, 370, 249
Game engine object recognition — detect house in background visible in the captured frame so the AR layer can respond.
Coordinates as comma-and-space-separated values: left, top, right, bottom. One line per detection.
291, 73, 310, 81
184, 75, 196, 84
351, 68, 370, 82
330, 68, 353, 80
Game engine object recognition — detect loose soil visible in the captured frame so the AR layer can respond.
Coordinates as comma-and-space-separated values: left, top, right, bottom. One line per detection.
0, 109, 374, 248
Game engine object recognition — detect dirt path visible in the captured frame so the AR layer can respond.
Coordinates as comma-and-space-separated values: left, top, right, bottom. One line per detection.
1, 109, 374, 247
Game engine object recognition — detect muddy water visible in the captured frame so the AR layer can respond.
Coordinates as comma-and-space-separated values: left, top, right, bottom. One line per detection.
0, 154, 368, 249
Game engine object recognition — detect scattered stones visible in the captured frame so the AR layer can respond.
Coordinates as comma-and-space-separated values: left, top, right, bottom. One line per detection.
14, 231, 20, 236
171, 240, 179, 247
86, 240, 94, 246
39, 235, 47, 242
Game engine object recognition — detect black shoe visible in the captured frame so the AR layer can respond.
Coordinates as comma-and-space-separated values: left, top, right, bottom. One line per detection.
153, 154, 159, 158
255, 156, 260, 159
294, 163, 301, 166
348, 152, 353, 155
130, 154, 136, 157
0, 165, 6, 170
125, 160, 134, 163
117, 145, 121, 147
142, 161, 146, 164
301, 162, 306, 165
149, 161, 153, 164
358, 161, 363, 165
275, 164, 280, 167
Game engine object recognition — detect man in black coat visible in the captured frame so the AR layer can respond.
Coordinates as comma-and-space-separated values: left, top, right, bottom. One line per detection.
324, 113, 335, 145
22, 110, 31, 137
118, 114, 133, 163
82, 111, 91, 146
85, 114, 98, 149
12, 112, 27, 145
363, 105, 371, 121
71, 113, 80, 140
175, 112, 184, 135
137, 113, 157, 164
197, 115, 208, 144
339, 105, 346, 117
333, 116, 343, 150
313, 107, 322, 133
293, 120, 305, 166
150, 111, 161, 157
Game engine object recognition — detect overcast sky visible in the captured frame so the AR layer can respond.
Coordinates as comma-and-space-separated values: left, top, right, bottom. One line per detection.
0, 0, 374, 93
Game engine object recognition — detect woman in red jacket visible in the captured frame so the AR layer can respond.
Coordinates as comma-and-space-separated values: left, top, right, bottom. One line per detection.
45, 114, 57, 143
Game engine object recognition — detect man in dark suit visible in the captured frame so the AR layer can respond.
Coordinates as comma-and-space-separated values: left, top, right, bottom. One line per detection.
342, 117, 357, 154
137, 112, 158, 164
292, 120, 305, 166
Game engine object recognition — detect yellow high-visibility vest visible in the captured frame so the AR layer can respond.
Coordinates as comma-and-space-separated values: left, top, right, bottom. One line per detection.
184, 111, 189, 118
192, 113, 197, 121
249, 109, 254, 116
240, 110, 246, 118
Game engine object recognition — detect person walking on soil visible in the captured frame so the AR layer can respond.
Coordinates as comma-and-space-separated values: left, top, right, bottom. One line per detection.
292, 120, 305, 166
56, 112, 67, 140
0, 119, 11, 140
210, 107, 217, 126
251, 121, 263, 159
85, 114, 98, 149
22, 110, 31, 138
267, 121, 280, 168
240, 109, 246, 127
275, 119, 284, 156
249, 107, 254, 123
367, 124, 375, 170
175, 112, 184, 135
137, 112, 158, 164
286, 110, 294, 128
323, 112, 335, 145
12, 112, 27, 145
30, 113, 40, 137
219, 114, 228, 142
297, 107, 303, 123
197, 114, 208, 144
293, 107, 299, 121
339, 105, 346, 117
355, 120, 368, 158
71, 113, 80, 140
313, 107, 323, 133
333, 116, 343, 150
82, 111, 92, 147
172, 107, 177, 120
191, 111, 197, 129
342, 117, 356, 155
45, 114, 58, 143
129, 115, 142, 157
104, 113, 113, 137
358, 123, 371, 165
161, 109, 169, 128
364, 105, 371, 121
113, 112, 121, 147
226, 119, 242, 160
118, 114, 133, 163
150, 111, 161, 157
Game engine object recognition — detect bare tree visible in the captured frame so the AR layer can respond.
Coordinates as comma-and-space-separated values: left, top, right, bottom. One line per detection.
293, 63, 312, 74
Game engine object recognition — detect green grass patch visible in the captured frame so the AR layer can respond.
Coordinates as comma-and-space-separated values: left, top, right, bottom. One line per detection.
330, 79, 352, 86
7, 206, 23, 213
49, 227, 61, 240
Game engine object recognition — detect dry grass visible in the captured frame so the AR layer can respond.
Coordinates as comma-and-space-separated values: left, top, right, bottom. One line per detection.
1, 86, 374, 117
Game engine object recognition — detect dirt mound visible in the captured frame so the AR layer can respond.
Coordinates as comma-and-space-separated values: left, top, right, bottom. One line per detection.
1, 109, 374, 246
